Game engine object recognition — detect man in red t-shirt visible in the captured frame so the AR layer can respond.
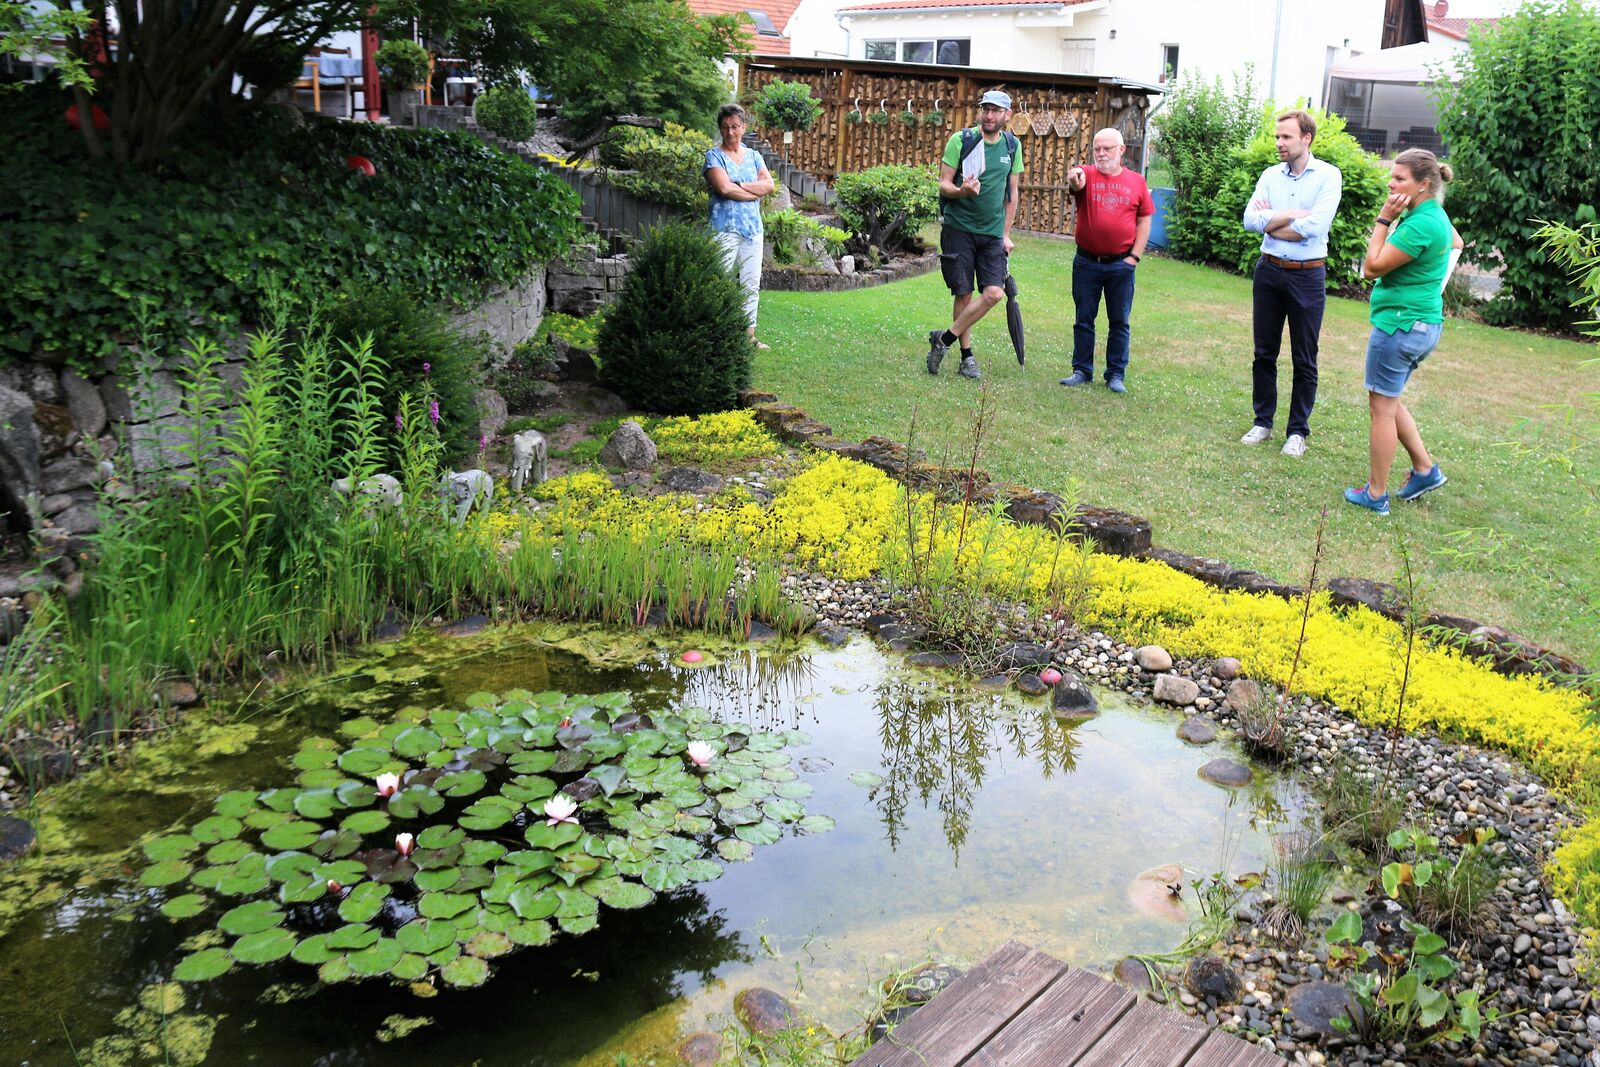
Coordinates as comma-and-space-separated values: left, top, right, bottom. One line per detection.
1061, 128, 1154, 394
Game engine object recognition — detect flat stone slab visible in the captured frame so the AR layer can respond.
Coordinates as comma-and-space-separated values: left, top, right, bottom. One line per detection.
1197, 758, 1254, 788
1177, 716, 1217, 744
1286, 980, 1355, 1037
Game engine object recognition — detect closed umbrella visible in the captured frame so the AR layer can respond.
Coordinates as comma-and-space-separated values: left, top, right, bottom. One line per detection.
1002, 270, 1025, 365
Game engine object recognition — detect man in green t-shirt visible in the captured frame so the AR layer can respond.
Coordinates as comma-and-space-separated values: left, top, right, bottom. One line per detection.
925, 89, 1026, 380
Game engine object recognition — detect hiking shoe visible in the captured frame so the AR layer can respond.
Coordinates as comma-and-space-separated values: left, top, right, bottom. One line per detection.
1396, 464, 1448, 501
1059, 372, 1092, 387
1239, 425, 1272, 445
1107, 376, 1127, 394
926, 331, 949, 375
1281, 433, 1308, 457
957, 356, 982, 379
1343, 484, 1390, 515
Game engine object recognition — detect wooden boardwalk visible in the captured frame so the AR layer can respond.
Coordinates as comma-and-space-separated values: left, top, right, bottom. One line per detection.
848, 941, 1282, 1067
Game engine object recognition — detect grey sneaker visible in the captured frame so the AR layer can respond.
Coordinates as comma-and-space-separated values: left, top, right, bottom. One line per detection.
1107, 376, 1127, 394
957, 356, 981, 379
926, 331, 949, 375
1281, 433, 1308, 457
1240, 425, 1272, 445
1059, 372, 1091, 387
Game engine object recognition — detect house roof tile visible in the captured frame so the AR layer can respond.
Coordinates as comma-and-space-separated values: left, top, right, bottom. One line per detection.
687, 0, 804, 54
1426, 14, 1496, 41
839, 0, 1090, 11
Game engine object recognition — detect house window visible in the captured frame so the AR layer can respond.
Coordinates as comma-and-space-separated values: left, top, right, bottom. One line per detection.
745, 9, 781, 36
1160, 44, 1179, 83
895, 39, 969, 65
1061, 37, 1095, 74
864, 39, 896, 61
902, 40, 935, 64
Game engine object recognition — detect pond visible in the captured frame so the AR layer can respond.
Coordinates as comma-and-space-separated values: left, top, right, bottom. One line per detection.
0, 626, 1310, 1065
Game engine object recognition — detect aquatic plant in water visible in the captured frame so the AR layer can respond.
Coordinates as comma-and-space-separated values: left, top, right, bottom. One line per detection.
140, 690, 830, 988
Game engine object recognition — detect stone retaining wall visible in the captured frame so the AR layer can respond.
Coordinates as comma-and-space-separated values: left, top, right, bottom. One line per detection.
763, 250, 940, 293
546, 244, 627, 317
449, 267, 548, 364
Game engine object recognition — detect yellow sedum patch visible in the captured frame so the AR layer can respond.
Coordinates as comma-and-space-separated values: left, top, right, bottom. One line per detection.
651, 410, 781, 465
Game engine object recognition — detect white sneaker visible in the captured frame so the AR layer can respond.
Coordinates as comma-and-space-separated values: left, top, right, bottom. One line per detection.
1239, 426, 1272, 445
1281, 434, 1308, 457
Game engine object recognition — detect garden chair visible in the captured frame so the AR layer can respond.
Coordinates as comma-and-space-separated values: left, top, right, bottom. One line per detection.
294, 46, 359, 118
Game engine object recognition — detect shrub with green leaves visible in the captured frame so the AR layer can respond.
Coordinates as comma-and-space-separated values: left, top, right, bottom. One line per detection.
607, 122, 716, 216
1151, 67, 1261, 264
833, 163, 940, 256
375, 40, 430, 89
1210, 105, 1389, 289
751, 79, 823, 135
763, 208, 850, 267
1436, 0, 1600, 328
598, 222, 752, 415
476, 83, 538, 142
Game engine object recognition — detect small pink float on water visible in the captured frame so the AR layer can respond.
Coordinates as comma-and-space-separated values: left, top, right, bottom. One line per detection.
680, 650, 705, 664
1039, 667, 1063, 685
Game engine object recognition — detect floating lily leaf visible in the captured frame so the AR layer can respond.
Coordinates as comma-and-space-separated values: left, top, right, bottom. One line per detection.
416, 825, 467, 851
847, 771, 884, 788
595, 880, 655, 910
524, 822, 583, 850
173, 947, 233, 982
735, 779, 775, 801
641, 862, 690, 892
338, 882, 390, 923
715, 805, 762, 828
190, 865, 228, 890
360, 850, 418, 884
291, 934, 334, 965
762, 798, 805, 823
279, 875, 328, 904
734, 821, 783, 846
462, 840, 508, 866
507, 920, 553, 946
141, 860, 193, 887
144, 835, 199, 862
394, 727, 444, 759
458, 797, 517, 831
337, 748, 391, 776
315, 859, 366, 885
292, 748, 339, 771
385, 785, 444, 820
318, 956, 355, 984
244, 810, 292, 830
773, 781, 814, 800
508, 750, 558, 774
471, 905, 518, 934
340, 716, 381, 737
396, 919, 455, 955
465, 691, 498, 708
508, 884, 560, 920
797, 815, 836, 834
230, 927, 297, 963
651, 837, 699, 864
415, 868, 461, 892
219, 900, 284, 935
427, 942, 461, 967
556, 724, 595, 752
257, 788, 300, 813
557, 912, 598, 935
260, 821, 321, 851
216, 862, 273, 898
265, 852, 318, 882
327, 924, 381, 951
418, 892, 475, 920
335, 780, 377, 808
716, 839, 754, 863
783, 730, 813, 747
340, 809, 390, 835
298, 768, 347, 789
588, 764, 629, 798
161, 893, 209, 919
456, 866, 493, 892
311, 829, 364, 860
682, 859, 722, 883
466, 931, 514, 959
763, 766, 799, 783
441, 955, 489, 988
502, 850, 556, 872
413, 844, 464, 871
347, 938, 404, 976
435, 770, 487, 798
392, 953, 429, 981
213, 791, 259, 818
293, 789, 339, 820
191, 816, 243, 843
502, 774, 556, 805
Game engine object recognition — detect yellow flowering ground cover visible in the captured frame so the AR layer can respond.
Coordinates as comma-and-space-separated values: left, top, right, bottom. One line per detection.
650, 410, 782, 466
491, 442, 1600, 928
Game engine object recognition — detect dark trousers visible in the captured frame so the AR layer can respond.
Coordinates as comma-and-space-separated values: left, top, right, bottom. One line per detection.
1251, 258, 1325, 438
1072, 255, 1137, 380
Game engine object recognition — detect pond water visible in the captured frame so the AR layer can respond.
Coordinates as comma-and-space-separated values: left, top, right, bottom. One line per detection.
0, 626, 1310, 1065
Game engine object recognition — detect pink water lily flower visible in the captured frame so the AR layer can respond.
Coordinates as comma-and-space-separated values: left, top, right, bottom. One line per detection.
395, 832, 415, 856
375, 772, 401, 798
326, 879, 344, 894
686, 741, 715, 768
544, 795, 579, 826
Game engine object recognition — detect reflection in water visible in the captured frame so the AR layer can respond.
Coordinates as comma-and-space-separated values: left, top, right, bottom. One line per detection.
677, 649, 817, 733
874, 678, 1079, 860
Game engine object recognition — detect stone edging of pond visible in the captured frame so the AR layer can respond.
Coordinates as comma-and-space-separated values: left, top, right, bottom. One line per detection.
762, 250, 941, 293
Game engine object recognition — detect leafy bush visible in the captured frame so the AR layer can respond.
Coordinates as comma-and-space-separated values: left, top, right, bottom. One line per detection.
598, 222, 751, 414
476, 83, 538, 142
375, 39, 430, 89
1210, 105, 1389, 289
763, 208, 849, 266
606, 122, 715, 215
1151, 67, 1261, 263
833, 163, 940, 256
751, 79, 823, 134
323, 286, 486, 464
0, 84, 581, 366
1436, 0, 1600, 328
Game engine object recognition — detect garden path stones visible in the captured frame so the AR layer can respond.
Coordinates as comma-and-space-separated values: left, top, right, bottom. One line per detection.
1152, 674, 1199, 706
1050, 671, 1098, 720
598, 420, 657, 469
658, 467, 724, 495
675, 1032, 722, 1066
1176, 716, 1217, 744
1223, 678, 1262, 712
1284, 981, 1353, 1038
1134, 645, 1172, 671
0, 816, 37, 862
733, 987, 798, 1036
1182, 955, 1242, 1003
1197, 758, 1253, 788
1211, 657, 1242, 681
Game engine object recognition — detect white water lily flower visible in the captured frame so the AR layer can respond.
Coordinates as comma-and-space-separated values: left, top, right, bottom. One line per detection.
544, 794, 579, 826
375, 772, 401, 798
394, 832, 415, 856
685, 741, 715, 768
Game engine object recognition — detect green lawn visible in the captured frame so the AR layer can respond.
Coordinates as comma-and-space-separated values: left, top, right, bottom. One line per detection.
754, 234, 1599, 664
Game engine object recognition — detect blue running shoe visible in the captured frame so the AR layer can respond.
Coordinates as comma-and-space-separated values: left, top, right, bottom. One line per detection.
1343, 484, 1390, 515
1396, 465, 1447, 501
1107, 376, 1127, 394
1059, 372, 1091, 387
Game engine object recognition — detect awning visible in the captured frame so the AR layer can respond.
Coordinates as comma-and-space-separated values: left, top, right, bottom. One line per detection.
1328, 41, 1462, 84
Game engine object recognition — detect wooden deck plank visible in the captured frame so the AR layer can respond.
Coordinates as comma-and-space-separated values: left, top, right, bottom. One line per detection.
962, 968, 1135, 1067
1072, 996, 1210, 1067
1179, 1029, 1284, 1067
846, 940, 1068, 1067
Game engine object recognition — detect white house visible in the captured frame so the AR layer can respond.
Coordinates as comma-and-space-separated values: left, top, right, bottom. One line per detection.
786, 0, 1388, 109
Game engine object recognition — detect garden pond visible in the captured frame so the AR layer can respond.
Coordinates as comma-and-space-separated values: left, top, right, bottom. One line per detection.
0, 625, 1314, 1065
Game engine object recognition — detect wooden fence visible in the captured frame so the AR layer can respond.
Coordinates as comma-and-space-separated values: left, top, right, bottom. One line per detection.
739, 57, 1160, 238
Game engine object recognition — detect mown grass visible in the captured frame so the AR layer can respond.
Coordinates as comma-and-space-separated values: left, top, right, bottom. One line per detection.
755, 234, 1599, 663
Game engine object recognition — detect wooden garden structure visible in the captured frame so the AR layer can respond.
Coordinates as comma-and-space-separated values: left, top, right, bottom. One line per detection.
739, 57, 1162, 238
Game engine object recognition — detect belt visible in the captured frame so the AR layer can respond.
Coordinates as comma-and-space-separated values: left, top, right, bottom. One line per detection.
1079, 250, 1132, 264
1263, 254, 1325, 270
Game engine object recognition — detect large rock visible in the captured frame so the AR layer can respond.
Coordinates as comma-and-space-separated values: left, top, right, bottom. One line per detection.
59, 369, 107, 437
1152, 674, 1199, 706
675, 1032, 722, 1066
0, 816, 37, 862
1113, 957, 1153, 992
1126, 863, 1188, 923
598, 420, 657, 469
995, 642, 1053, 670
0, 384, 41, 527
1286, 981, 1356, 1037
1134, 645, 1172, 671
658, 467, 724, 495
1051, 671, 1098, 720
1223, 678, 1263, 713
2, 736, 74, 785
1211, 657, 1242, 681
734, 987, 798, 1035
1183, 955, 1242, 1003
475, 388, 508, 440
1197, 758, 1254, 788
1176, 716, 1217, 744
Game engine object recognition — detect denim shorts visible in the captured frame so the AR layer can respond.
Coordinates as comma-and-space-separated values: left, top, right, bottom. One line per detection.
1364, 320, 1442, 397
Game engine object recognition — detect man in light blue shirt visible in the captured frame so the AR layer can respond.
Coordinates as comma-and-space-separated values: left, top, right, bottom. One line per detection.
1239, 109, 1342, 458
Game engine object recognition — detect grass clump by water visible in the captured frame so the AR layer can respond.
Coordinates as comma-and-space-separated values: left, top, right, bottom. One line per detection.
1261, 832, 1335, 945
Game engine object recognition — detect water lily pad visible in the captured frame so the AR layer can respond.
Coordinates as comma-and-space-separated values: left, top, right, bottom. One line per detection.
298, 768, 347, 789
293, 788, 339, 820
190, 864, 228, 889
466, 931, 514, 958
292, 748, 339, 771
716, 839, 754, 863
418, 892, 475, 920
641, 862, 690, 892
734, 821, 782, 846
413, 843, 464, 871
279, 875, 327, 904
215, 863, 272, 897
508, 884, 560, 920
416, 825, 467, 851
440, 955, 489, 988
144, 834, 199, 862
338, 882, 390, 923
435, 770, 487, 798
715, 804, 762, 828
682, 859, 722, 883
291, 934, 334, 965
427, 942, 461, 967
219, 901, 284, 935
762, 766, 799, 783
773, 781, 814, 800
340, 716, 381, 737
230, 927, 297, 963
141, 859, 193, 887
347, 938, 404, 976
204, 839, 255, 865
509, 750, 558, 774
847, 771, 883, 788
318, 956, 355, 984
213, 791, 259, 818
258, 788, 300, 813
507, 920, 553, 946
797, 815, 836, 834
191, 816, 243, 843
335, 779, 376, 808
762, 798, 805, 823
524, 822, 583, 850
243, 809, 292, 830
385, 785, 444, 820
652, 836, 699, 864
461, 840, 508, 867
173, 947, 233, 982
340, 809, 391, 834
327, 924, 381, 951
161, 893, 209, 919
557, 912, 598, 935
260, 821, 321, 851
458, 797, 517, 831
394, 726, 444, 759
392, 953, 429, 981
596, 880, 655, 910
265, 852, 319, 881
310, 829, 363, 860
396, 919, 455, 955
317, 860, 367, 885
502, 774, 556, 805
415, 867, 461, 892
338, 748, 391, 775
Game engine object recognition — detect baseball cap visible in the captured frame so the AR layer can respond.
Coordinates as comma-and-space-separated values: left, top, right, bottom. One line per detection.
979, 90, 1012, 110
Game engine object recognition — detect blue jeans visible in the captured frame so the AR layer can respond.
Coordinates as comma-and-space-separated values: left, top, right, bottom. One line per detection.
1072, 255, 1137, 380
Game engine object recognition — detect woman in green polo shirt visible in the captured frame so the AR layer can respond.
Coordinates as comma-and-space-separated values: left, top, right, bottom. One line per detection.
1343, 149, 1463, 516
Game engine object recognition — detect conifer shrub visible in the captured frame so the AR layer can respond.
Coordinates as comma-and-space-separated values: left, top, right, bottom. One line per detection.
597, 222, 751, 415
476, 83, 538, 142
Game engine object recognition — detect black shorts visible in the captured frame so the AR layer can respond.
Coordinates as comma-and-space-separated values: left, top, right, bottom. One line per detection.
939, 226, 1007, 296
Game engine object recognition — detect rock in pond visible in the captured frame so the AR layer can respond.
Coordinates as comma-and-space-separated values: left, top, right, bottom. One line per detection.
1114, 957, 1153, 992
2, 736, 73, 785
1286, 981, 1355, 1037
734, 987, 798, 1036
906, 651, 962, 669
1223, 678, 1263, 712
158, 679, 200, 707
812, 624, 850, 648
1014, 673, 1048, 696
1134, 644, 1173, 671
1183, 955, 1242, 1003
898, 963, 964, 1004
1126, 863, 1188, 923
439, 614, 490, 637
676, 1031, 722, 1066
975, 674, 1009, 691
1197, 758, 1253, 788
1176, 716, 1217, 744
1051, 671, 1098, 720
0, 816, 37, 862
1153, 674, 1199, 706
1211, 657, 1242, 681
